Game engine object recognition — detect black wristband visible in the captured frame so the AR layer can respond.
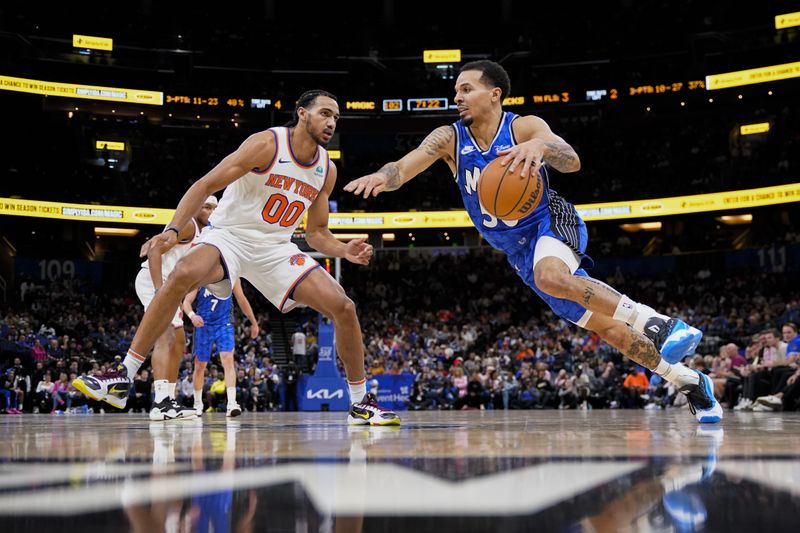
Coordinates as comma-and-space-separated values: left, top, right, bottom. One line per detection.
165, 226, 180, 237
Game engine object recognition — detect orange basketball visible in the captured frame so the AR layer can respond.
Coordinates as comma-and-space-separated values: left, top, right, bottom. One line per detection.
477, 158, 544, 220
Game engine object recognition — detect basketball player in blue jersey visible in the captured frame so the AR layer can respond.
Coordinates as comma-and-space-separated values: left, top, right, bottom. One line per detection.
344, 60, 721, 423
83, 90, 399, 426
182, 281, 259, 417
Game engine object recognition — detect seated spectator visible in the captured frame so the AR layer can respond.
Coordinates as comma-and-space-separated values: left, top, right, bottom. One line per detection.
130, 369, 153, 413
455, 370, 489, 410
206, 373, 227, 412
52, 372, 71, 413
31, 339, 47, 363
754, 367, 800, 412
235, 369, 250, 410
623, 366, 649, 408
451, 366, 468, 400
35, 372, 55, 413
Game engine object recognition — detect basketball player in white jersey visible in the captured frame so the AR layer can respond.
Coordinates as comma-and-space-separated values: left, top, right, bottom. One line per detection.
73, 197, 218, 420
80, 90, 399, 426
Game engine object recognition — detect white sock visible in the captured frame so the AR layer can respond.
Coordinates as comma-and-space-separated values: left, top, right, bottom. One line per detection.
348, 379, 367, 404
632, 304, 670, 335
154, 380, 171, 403
655, 360, 699, 388
613, 296, 669, 334
612, 295, 638, 324
122, 349, 145, 377
194, 388, 203, 407
168, 383, 176, 399
227, 387, 237, 406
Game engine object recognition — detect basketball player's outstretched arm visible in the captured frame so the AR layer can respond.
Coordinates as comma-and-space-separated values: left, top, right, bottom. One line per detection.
343, 125, 455, 198
306, 163, 374, 265
499, 115, 580, 179
139, 132, 277, 257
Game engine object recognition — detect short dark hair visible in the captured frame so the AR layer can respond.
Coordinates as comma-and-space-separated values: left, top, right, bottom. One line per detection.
783, 322, 798, 333
285, 89, 338, 127
459, 60, 511, 99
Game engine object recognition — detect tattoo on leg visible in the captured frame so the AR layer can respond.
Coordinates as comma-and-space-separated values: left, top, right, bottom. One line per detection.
583, 287, 594, 306
625, 329, 661, 370
585, 278, 621, 298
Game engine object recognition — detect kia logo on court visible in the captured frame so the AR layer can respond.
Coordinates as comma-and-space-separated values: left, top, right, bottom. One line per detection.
306, 388, 344, 400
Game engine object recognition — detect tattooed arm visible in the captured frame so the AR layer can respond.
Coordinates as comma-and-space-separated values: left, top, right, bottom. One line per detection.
498, 115, 581, 178
343, 125, 455, 198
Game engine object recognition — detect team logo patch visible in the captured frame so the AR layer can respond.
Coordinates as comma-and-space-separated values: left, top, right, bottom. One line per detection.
315, 165, 324, 175
289, 253, 307, 266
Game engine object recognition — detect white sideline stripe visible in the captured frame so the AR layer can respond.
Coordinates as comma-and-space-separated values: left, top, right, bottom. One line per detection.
0, 461, 642, 516
0, 463, 157, 489
717, 461, 800, 496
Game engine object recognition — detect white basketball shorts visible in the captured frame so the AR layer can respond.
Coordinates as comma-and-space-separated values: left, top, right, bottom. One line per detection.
197, 226, 322, 313
134, 268, 184, 328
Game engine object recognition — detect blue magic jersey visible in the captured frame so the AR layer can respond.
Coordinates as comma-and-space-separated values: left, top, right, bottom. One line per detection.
453, 111, 553, 255
196, 286, 233, 326
453, 112, 593, 326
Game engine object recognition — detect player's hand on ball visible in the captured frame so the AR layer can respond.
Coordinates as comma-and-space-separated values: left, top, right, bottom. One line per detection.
140, 230, 178, 258
191, 315, 205, 328
345, 238, 373, 265
497, 139, 545, 179
343, 173, 387, 198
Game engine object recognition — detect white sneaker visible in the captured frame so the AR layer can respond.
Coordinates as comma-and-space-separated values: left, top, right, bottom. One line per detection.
194, 403, 204, 417
226, 402, 242, 418
72, 365, 131, 409
733, 398, 752, 411
347, 393, 400, 426
752, 402, 775, 412
149, 397, 197, 421
756, 395, 782, 409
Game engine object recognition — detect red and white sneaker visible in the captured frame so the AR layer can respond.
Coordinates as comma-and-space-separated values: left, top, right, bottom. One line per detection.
347, 392, 401, 426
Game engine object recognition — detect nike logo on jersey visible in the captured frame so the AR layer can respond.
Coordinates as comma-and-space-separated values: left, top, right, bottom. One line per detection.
278, 158, 292, 164
460, 145, 476, 155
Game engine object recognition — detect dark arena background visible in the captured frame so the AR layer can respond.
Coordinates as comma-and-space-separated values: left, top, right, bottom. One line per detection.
1, 2, 799, 531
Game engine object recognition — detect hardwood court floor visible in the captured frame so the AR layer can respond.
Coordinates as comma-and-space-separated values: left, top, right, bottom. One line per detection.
1, 410, 798, 532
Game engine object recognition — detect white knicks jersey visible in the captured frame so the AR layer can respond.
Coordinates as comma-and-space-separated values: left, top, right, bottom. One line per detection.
209, 127, 330, 243
141, 218, 201, 282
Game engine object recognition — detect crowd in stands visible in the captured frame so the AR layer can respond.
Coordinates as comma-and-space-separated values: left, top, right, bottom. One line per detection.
2, 248, 799, 415
0, 277, 277, 414
335, 250, 800, 412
